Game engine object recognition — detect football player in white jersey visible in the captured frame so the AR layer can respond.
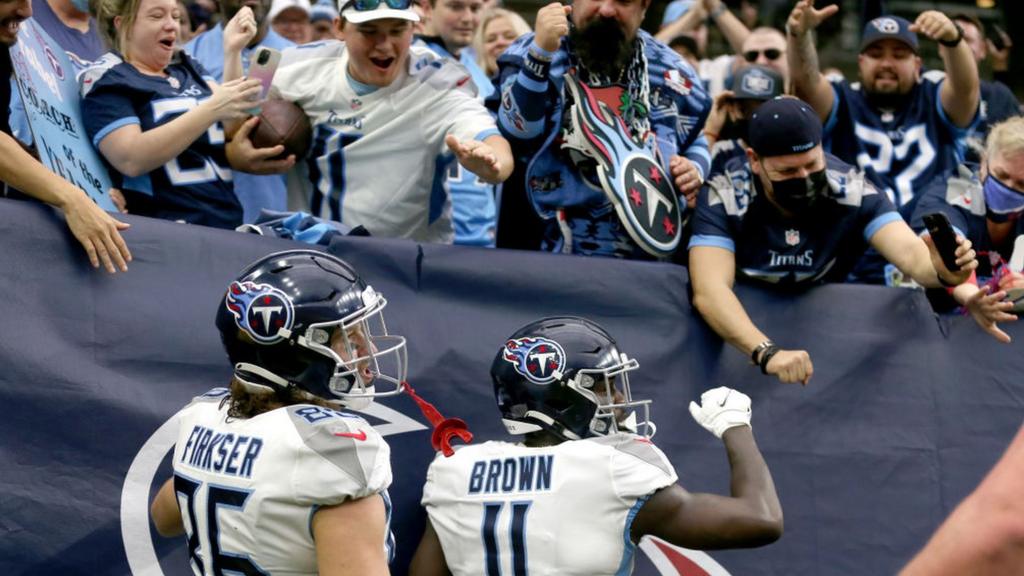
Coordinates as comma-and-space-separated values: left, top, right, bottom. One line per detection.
224, 0, 514, 243
150, 249, 408, 576
410, 316, 783, 576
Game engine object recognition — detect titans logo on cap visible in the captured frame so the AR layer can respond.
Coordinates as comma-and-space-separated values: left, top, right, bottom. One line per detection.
502, 337, 566, 384
873, 17, 900, 34
225, 281, 295, 344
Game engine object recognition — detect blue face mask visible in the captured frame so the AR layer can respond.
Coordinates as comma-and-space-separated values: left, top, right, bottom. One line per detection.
984, 175, 1024, 223
71, 0, 91, 14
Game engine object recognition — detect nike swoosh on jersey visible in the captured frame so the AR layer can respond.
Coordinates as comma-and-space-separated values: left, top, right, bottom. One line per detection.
334, 430, 368, 441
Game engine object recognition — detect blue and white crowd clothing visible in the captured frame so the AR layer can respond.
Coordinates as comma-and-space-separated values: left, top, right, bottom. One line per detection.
81, 51, 242, 229
417, 35, 498, 247
968, 80, 1020, 163
911, 164, 1024, 282
823, 76, 978, 219
689, 152, 901, 289
493, 31, 711, 259
185, 24, 296, 224
271, 41, 499, 243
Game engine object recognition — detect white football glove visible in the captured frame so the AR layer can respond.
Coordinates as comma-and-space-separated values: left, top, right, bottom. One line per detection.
688, 386, 752, 438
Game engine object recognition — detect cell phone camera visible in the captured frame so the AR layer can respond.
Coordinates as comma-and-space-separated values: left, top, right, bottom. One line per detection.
257, 50, 271, 65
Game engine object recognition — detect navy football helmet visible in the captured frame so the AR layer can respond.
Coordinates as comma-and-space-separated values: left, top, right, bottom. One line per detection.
215, 249, 406, 408
491, 316, 654, 440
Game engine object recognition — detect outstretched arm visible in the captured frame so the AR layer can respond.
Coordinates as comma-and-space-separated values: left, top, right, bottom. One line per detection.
409, 519, 452, 576
689, 245, 814, 384
0, 132, 130, 272
631, 388, 782, 549
786, 0, 838, 122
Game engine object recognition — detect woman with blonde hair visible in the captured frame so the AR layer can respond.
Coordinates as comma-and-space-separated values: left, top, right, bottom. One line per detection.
472, 7, 530, 77
81, 0, 261, 229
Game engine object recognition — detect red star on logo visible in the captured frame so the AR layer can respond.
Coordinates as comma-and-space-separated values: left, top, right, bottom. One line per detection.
648, 166, 662, 184
663, 216, 676, 236
629, 187, 643, 206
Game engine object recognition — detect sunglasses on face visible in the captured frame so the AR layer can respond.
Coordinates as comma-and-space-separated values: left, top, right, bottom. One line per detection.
341, 0, 412, 11
743, 48, 782, 62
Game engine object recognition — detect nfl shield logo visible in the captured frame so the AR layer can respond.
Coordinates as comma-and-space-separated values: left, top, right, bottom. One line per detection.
785, 229, 800, 246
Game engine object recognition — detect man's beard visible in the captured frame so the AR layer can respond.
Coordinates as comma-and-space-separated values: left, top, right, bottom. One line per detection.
864, 79, 912, 111
569, 17, 634, 80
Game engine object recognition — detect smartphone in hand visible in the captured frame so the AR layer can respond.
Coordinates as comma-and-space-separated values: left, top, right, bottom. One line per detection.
922, 212, 961, 272
248, 47, 281, 101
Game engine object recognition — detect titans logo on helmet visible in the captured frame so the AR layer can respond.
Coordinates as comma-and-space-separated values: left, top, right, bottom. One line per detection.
502, 337, 566, 384
225, 281, 295, 344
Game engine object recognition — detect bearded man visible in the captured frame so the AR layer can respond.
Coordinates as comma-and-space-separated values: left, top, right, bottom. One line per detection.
492, 0, 710, 260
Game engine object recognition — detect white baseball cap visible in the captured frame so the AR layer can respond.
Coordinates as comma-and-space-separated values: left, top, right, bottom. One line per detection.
269, 0, 312, 22
338, 0, 419, 24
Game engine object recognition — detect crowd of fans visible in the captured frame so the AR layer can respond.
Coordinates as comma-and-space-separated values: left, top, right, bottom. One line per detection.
0, 0, 1022, 572
1, 0, 1022, 363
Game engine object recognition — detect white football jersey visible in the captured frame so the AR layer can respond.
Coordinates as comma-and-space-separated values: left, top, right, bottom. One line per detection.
272, 41, 499, 243
170, 389, 393, 576
421, 434, 678, 576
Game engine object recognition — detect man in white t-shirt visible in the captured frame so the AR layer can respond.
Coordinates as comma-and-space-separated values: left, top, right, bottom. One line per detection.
410, 316, 783, 576
226, 0, 513, 242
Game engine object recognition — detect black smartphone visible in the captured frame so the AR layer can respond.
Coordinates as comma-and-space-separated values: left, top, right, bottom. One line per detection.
989, 24, 1007, 51
922, 212, 960, 272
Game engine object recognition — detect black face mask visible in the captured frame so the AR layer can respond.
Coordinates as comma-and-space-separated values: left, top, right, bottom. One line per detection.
718, 118, 750, 143
766, 168, 829, 216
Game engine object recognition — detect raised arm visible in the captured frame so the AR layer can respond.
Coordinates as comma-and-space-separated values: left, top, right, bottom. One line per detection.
654, 1, 707, 44
704, 0, 750, 55
314, 494, 392, 576
631, 387, 782, 549
785, 0, 839, 122
911, 11, 979, 128
689, 245, 813, 385
496, 3, 570, 143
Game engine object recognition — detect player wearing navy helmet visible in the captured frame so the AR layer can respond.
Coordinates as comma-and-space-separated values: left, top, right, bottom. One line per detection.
689, 97, 986, 386
150, 249, 406, 576
411, 316, 782, 576
787, 4, 979, 221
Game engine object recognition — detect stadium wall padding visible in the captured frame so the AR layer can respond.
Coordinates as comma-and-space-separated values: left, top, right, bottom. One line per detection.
1, 197, 1021, 576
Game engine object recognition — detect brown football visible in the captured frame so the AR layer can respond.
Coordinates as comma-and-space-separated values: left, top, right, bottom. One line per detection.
249, 99, 313, 160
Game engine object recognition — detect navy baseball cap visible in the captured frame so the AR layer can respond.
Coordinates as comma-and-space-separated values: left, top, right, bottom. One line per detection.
731, 65, 783, 101
747, 97, 822, 158
860, 15, 919, 53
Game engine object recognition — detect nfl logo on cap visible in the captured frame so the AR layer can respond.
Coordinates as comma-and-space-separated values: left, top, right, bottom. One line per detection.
742, 70, 775, 98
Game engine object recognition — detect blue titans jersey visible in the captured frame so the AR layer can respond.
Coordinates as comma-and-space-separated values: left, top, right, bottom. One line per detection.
824, 77, 976, 219
184, 25, 295, 224
911, 165, 1024, 281
689, 152, 901, 288
81, 51, 241, 229
417, 36, 497, 247
493, 31, 711, 259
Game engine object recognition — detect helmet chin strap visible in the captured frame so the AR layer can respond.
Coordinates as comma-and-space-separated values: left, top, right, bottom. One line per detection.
234, 363, 322, 404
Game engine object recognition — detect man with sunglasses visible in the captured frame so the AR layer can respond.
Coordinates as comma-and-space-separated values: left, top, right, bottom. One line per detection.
787, 3, 979, 233
688, 97, 988, 386
491, 0, 711, 260
225, 0, 513, 243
